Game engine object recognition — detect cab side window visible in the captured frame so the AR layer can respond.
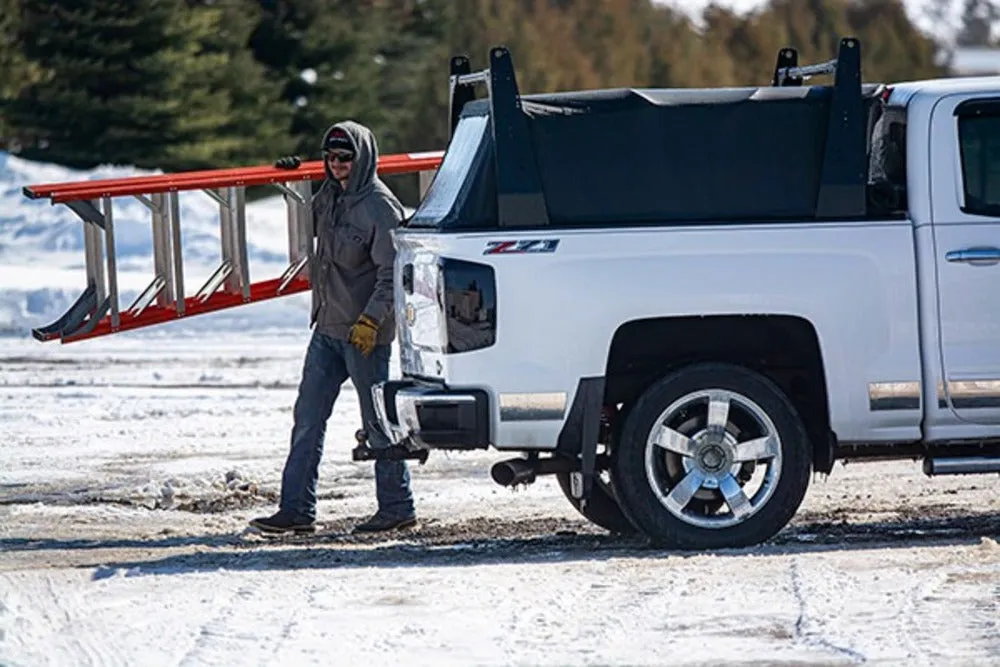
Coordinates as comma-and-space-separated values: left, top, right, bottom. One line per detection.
957, 100, 1000, 216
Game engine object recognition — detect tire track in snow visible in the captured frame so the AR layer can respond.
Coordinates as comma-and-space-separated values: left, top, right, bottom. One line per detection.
789, 559, 868, 664
939, 575, 1000, 657
0, 572, 124, 667
175, 579, 317, 667
262, 583, 319, 664
892, 549, 1000, 664
896, 574, 943, 666
176, 582, 259, 667
43, 572, 125, 667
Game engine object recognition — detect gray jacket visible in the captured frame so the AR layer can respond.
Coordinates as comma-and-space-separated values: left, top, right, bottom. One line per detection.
310, 121, 404, 345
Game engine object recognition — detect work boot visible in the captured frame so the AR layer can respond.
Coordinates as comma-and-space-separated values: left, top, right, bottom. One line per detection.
249, 511, 316, 534
352, 512, 417, 533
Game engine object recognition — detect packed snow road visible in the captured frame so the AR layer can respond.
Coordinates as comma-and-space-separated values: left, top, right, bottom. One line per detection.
1, 330, 998, 666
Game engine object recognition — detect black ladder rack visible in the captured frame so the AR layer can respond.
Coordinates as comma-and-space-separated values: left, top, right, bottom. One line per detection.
446, 46, 550, 228
775, 37, 868, 219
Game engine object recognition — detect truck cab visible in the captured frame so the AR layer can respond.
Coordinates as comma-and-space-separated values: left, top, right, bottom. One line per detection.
370, 39, 1000, 550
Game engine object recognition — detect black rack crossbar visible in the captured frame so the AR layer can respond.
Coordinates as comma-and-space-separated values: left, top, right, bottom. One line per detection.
447, 46, 550, 228
772, 37, 867, 218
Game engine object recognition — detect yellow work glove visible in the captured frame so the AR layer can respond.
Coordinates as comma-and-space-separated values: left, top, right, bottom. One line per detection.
348, 314, 379, 357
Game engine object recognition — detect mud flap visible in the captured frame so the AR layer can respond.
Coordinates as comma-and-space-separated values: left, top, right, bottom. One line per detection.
555, 377, 606, 506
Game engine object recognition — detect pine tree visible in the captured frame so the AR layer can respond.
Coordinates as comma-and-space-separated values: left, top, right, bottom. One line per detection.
0, 0, 41, 149
645, 5, 736, 88
9, 0, 275, 170
197, 0, 294, 165
957, 0, 1000, 45
848, 0, 945, 81
247, 0, 380, 158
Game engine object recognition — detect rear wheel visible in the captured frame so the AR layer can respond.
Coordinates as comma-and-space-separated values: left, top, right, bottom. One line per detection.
610, 362, 812, 550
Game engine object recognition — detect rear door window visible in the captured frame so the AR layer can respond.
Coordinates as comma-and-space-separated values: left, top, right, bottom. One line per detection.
957, 99, 1000, 216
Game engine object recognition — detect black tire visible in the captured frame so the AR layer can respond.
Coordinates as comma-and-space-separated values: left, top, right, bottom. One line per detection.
555, 472, 637, 535
610, 362, 812, 550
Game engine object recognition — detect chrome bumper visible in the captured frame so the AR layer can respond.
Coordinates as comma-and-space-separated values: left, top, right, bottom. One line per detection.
372, 380, 490, 450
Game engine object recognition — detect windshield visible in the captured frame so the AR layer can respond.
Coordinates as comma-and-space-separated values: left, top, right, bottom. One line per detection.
407, 112, 496, 229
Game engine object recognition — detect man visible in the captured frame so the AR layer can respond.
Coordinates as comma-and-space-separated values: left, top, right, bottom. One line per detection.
250, 121, 416, 535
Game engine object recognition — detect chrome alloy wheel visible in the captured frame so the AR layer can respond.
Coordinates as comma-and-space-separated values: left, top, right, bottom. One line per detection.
643, 389, 782, 530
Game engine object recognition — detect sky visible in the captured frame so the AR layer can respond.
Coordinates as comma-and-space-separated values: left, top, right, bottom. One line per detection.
655, 0, 957, 42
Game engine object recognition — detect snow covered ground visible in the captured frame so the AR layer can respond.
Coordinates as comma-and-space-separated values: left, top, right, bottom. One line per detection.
1, 331, 999, 666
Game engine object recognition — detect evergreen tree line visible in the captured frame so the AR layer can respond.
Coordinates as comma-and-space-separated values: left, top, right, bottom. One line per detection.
0, 0, 994, 191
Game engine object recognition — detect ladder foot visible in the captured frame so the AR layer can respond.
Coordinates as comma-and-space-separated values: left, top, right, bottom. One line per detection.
60, 297, 111, 342
31, 284, 98, 341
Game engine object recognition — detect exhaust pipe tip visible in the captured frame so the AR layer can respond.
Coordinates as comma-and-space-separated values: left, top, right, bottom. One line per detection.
491, 458, 537, 486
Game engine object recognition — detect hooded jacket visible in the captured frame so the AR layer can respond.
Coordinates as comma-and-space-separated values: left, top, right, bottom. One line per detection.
309, 121, 404, 345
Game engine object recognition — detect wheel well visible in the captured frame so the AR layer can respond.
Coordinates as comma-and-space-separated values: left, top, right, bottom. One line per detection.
604, 315, 834, 473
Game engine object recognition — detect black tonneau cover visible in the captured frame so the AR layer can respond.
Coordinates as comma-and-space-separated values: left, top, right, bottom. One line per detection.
525, 85, 881, 224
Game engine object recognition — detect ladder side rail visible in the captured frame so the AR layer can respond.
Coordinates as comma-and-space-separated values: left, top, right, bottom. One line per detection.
29, 152, 443, 203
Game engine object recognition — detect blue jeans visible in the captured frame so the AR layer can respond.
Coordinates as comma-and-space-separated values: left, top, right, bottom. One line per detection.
279, 330, 414, 522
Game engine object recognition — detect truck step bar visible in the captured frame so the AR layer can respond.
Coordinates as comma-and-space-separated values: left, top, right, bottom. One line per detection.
22, 151, 442, 343
923, 457, 1000, 476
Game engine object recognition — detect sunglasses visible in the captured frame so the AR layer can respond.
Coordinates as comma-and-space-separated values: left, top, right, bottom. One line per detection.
325, 151, 354, 163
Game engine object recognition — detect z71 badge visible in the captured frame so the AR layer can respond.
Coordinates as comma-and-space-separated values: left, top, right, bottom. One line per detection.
483, 239, 560, 255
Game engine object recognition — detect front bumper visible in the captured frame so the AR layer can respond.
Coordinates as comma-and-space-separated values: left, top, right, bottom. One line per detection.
372, 380, 491, 450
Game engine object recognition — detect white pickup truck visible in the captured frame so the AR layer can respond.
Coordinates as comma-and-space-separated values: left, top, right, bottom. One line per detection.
365, 38, 1000, 550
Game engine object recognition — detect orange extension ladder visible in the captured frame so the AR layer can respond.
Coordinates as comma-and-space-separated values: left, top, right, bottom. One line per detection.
21, 151, 443, 343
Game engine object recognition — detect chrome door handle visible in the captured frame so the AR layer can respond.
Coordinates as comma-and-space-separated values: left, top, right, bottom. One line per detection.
945, 247, 1000, 266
